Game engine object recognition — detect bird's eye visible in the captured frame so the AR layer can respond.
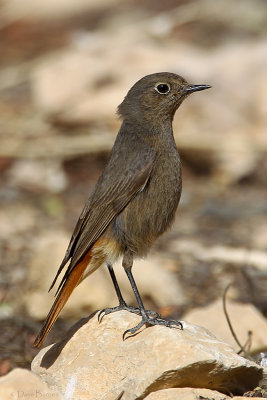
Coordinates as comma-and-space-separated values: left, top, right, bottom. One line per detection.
155, 83, 170, 95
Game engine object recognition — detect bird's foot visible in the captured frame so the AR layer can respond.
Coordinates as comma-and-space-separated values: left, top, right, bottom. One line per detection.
98, 302, 159, 322
123, 314, 183, 339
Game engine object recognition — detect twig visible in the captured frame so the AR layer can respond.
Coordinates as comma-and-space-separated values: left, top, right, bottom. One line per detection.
223, 283, 254, 361
238, 330, 252, 355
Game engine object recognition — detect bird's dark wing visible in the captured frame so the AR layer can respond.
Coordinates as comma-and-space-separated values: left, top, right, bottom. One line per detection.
49, 144, 156, 293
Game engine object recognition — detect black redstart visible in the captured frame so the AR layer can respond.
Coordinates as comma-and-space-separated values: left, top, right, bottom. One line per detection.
33, 72, 210, 347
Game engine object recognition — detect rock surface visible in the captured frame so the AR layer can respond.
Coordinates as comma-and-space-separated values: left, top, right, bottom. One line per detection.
146, 387, 231, 400
32, 311, 262, 400
146, 387, 265, 400
7, 159, 68, 193
0, 368, 60, 400
184, 299, 267, 353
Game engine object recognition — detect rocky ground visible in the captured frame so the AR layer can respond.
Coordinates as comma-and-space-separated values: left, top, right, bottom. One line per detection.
1, 312, 267, 399
0, 0, 267, 398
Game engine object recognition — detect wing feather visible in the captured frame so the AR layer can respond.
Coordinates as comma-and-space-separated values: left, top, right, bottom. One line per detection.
50, 146, 156, 294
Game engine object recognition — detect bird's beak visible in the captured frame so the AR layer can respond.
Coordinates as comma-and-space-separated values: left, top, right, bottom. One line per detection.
184, 84, 211, 94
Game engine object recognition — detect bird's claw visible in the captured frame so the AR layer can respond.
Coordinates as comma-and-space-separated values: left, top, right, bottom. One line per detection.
123, 315, 183, 339
98, 304, 159, 322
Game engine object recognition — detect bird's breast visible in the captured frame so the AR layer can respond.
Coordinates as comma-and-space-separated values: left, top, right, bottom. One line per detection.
112, 147, 182, 256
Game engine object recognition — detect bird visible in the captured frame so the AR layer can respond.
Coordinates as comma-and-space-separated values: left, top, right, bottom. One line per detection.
33, 72, 211, 348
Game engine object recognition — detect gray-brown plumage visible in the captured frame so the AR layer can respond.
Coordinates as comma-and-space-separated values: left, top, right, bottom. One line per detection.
33, 72, 210, 347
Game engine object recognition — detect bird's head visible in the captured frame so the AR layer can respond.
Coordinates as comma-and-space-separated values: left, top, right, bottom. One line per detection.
118, 72, 211, 125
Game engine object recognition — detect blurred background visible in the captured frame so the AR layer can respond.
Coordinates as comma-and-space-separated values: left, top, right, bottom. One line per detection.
0, 0, 267, 374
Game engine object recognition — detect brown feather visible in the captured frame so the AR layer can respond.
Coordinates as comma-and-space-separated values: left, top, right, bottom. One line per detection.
33, 249, 93, 348
49, 147, 156, 294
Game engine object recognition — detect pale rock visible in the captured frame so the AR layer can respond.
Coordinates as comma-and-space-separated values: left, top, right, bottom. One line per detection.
0, 205, 37, 240
252, 225, 267, 250
184, 299, 267, 353
1, 0, 120, 22
24, 233, 70, 318
26, 231, 69, 290
32, 312, 262, 400
32, 50, 108, 115
171, 239, 267, 270
24, 231, 115, 319
114, 256, 185, 307
7, 159, 68, 193
0, 368, 60, 400
146, 387, 230, 400
234, 398, 264, 400
55, 79, 125, 125
24, 230, 69, 320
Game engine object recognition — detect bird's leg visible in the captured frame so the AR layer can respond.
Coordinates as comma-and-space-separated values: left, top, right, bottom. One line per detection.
98, 263, 158, 321
122, 251, 147, 318
107, 263, 127, 306
122, 250, 183, 339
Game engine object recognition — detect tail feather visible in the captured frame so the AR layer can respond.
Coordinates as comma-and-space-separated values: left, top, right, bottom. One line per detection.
33, 250, 92, 348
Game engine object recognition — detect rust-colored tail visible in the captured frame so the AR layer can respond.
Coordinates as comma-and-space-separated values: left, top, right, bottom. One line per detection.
33, 250, 92, 348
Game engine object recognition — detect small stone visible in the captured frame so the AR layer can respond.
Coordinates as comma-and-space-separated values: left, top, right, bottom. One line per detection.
32, 312, 262, 400
24, 231, 118, 319
184, 299, 267, 353
0, 368, 60, 400
7, 159, 68, 193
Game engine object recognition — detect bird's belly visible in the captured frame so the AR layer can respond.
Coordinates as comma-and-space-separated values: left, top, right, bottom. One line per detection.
113, 160, 182, 256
